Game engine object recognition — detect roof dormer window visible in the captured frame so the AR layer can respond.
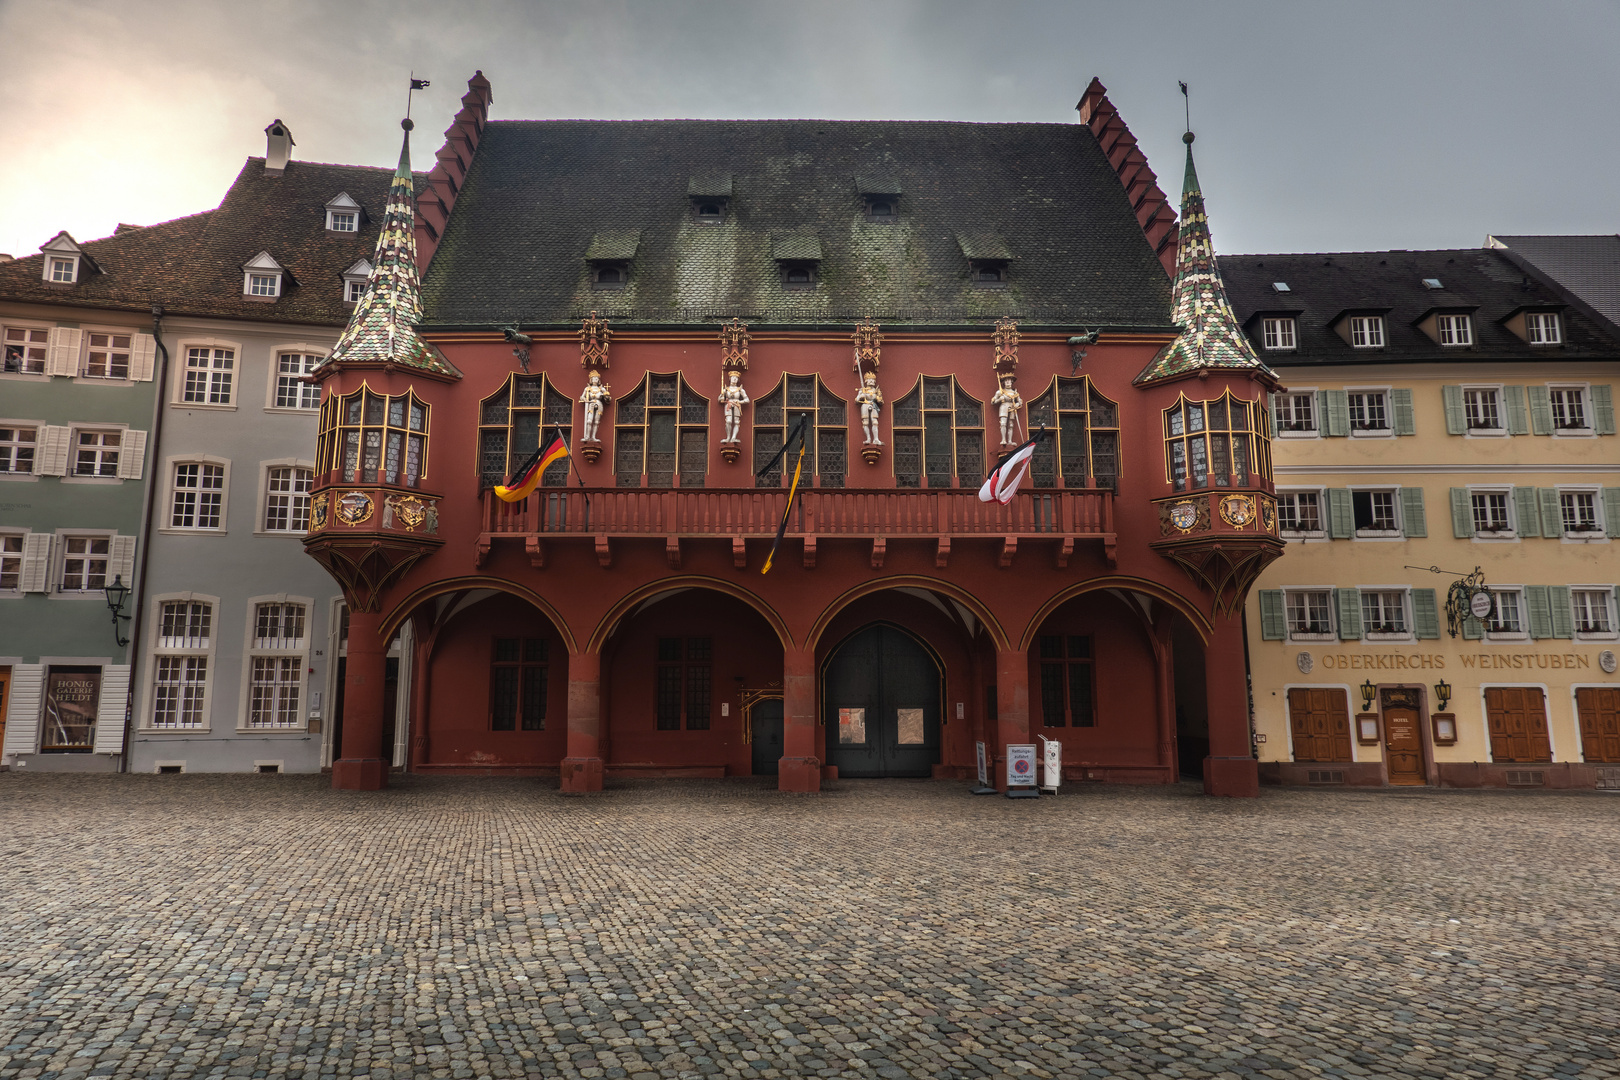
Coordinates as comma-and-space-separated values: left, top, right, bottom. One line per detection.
242, 251, 289, 300
688, 175, 733, 225
865, 198, 896, 221
49, 258, 77, 283
325, 192, 364, 233
38, 231, 92, 286
971, 261, 1008, 288
856, 176, 902, 222
585, 230, 641, 291
694, 200, 725, 223
781, 263, 816, 290
957, 233, 1013, 289
341, 258, 372, 305
771, 234, 823, 291
594, 263, 628, 290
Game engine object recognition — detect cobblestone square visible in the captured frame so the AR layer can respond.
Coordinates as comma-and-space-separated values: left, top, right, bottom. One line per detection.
0, 775, 1616, 1079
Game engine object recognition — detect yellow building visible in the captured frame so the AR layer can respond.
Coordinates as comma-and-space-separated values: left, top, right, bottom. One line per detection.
1222, 249, 1620, 788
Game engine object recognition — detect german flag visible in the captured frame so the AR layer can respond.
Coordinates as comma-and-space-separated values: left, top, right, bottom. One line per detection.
495, 432, 568, 502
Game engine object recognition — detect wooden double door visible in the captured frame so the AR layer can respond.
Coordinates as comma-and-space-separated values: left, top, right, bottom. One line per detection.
1577, 687, 1620, 762
822, 624, 941, 778
1288, 688, 1352, 762
1486, 687, 1552, 763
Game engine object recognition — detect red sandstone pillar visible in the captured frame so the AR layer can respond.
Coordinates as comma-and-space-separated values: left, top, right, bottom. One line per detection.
1203, 617, 1258, 797
779, 647, 820, 792
562, 651, 604, 793
994, 648, 1031, 792
332, 608, 389, 790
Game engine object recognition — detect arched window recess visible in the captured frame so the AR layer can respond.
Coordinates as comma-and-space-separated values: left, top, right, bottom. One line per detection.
1163, 388, 1273, 493
317, 383, 430, 488
753, 374, 848, 488
1026, 375, 1120, 493
891, 375, 984, 489
477, 373, 573, 489
614, 372, 709, 488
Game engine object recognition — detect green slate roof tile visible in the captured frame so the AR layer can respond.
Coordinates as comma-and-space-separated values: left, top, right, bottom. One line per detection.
585, 229, 643, 261
688, 175, 734, 198
855, 175, 902, 196
771, 233, 823, 261
956, 232, 1013, 262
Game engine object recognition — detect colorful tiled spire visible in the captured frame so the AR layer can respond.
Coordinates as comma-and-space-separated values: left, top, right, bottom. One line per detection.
1135, 132, 1272, 386
322, 120, 458, 378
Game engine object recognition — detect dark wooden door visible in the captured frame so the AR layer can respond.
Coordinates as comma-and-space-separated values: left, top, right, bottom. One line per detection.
1381, 705, 1424, 785
751, 699, 783, 776
823, 624, 940, 778
1578, 687, 1620, 763
1485, 687, 1552, 763
1288, 688, 1351, 762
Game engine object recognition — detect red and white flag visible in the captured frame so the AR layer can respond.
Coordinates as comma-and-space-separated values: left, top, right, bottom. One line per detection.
978, 430, 1044, 505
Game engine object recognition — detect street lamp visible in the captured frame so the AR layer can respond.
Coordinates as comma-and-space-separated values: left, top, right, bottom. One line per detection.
103, 574, 131, 647
1359, 678, 1377, 712
1433, 678, 1452, 711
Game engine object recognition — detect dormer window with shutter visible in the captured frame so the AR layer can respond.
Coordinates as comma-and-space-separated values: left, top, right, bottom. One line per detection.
242, 251, 289, 300
325, 193, 363, 232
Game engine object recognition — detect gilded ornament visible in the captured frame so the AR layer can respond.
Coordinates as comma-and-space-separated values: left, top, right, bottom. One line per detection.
1260, 497, 1277, 533
336, 491, 374, 526
579, 310, 612, 369
1169, 501, 1199, 533
1219, 494, 1255, 528
386, 494, 428, 531
309, 492, 329, 531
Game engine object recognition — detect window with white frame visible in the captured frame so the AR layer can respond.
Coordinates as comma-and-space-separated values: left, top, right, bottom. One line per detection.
72, 430, 120, 476
170, 463, 225, 530
345, 279, 365, 303
151, 601, 211, 729
328, 211, 357, 232
4, 327, 49, 374
1526, 312, 1562, 345
274, 353, 322, 410
1277, 490, 1323, 534
1550, 386, 1588, 431
0, 427, 36, 473
264, 467, 311, 532
1353, 489, 1399, 535
1361, 590, 1409, 637
1485, 590, 1524, 636
1349, 316, 1384, 348
1572, 589, 1616, 637
183, 347, 234, 405
1463, 388, 1503, 431
1347, 391, 1389, 433
248, 274, 279, 298
1262, 318, 1297, 350
82, 333, 130, 379
0, 534, 22, 591
1286, 590, 1335, 639
1471, 491, 1513, 536
1276, 393, 1316, 433
247, 602, 306, 728
1560, 491, 1602, 536
49, 258, 76, 284
60, 536, 108, 591
1437, 314, 1472, 346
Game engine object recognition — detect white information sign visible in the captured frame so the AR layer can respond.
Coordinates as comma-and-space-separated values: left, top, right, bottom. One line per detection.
1040, 737, 1062, 791
975, 741, 988, 787
1006, 743, 1038, 788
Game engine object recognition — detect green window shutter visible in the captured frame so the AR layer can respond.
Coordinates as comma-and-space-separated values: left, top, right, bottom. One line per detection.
1259, 590, 1286, 640
1548, 585, 1574, 639
1528, 385, 1553, 435
1337, 589, 1362, 640
1593, 385, 1616, 435
1514, 486, 1542, 537
1605, 489, 1620, 538
1442, 385, 1466, 435
1327, 488, 1354, 539
1539, 488, 1562, 537
1450, 488, 1473, 537
1391, 388, 1415, 435
1324, 389, 1350, 437
1412, 588, 1440, 640
1400, 486, 1427, 537
1462, 616, 1484, 640
1525, 585, 1552, 639
1504, 385, 1529, 435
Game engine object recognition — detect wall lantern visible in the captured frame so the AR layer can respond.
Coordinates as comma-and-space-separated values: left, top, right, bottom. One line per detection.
1431, 678, 1458, 744
1359, 678, 1377, 712
103, 573, 131, 647
1433, 678, 1452, 712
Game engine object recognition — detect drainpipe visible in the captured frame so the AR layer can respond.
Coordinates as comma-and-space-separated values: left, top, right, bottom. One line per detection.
119, 303, 171, 773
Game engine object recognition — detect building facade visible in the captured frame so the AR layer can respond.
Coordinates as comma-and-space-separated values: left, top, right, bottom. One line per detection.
1226, 250, 1620, 787
306, 84, 1284, 796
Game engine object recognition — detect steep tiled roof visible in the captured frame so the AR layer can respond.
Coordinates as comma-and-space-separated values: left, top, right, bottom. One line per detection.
417, 119, 1176, 330
0, 158, 421, 326
321, 127, 457, 378
1135, 139, 1273, 386
1220, 248, 1620, 365
1488, 234, 1620, 334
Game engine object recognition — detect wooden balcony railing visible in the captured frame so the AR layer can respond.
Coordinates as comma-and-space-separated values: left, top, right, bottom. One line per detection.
477, 486, 1116, 568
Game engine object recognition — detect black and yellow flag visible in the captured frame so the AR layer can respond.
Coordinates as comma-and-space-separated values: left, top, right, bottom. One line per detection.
759, 415, 809, 574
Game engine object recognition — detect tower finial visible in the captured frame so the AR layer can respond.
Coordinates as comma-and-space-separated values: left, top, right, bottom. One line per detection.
1178, 80, 1190, 136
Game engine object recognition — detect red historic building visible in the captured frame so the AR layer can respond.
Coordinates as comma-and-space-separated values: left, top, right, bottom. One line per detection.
305, 75, 1283, 796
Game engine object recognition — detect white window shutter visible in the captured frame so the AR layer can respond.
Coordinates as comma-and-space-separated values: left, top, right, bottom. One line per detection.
109, 534, 136, 585
46, 327, 83, 377
35, 425, 70, 476
93, 665, 132, 755
130, 333, 157, 381
19, 533, 52, 592
116, 429, 147, 480
2, 664, 44, 756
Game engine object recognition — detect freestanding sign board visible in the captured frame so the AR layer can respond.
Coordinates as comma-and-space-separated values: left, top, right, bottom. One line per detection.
1006, 743, 1039, 797
971, 740, 997, 795
1040, 736, 1062, 793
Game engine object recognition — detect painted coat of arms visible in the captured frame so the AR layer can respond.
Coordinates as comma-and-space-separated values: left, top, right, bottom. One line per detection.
336, 491, 374, 526
1169, 501, 1200, 532
309, 492, 329, 531
1219, 494, 1255, 528
1260, 497, 1277, 533
385, 494, 428, 530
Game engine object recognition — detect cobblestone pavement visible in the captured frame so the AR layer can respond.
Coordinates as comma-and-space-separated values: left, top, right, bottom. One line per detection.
0, 776, 1617, 1080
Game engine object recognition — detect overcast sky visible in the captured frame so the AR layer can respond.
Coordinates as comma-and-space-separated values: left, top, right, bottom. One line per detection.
2, 0, 1617, 261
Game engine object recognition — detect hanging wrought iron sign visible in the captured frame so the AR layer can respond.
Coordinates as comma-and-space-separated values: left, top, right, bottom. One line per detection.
1408, 564, 1492, 638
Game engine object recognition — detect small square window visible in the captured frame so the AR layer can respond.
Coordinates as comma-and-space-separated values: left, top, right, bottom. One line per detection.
1470, 491, 1513, 536
60, 535, 109, 591
1463, 388, 1503, 431
1560, 491, 1602, 536
328, 211, 357, 232
1349, 316, 1384, 348
1572, 589, 1616, 638
0, 534, 22, 591
248, 274, 279, 297
73, 430, 120, 476
1347, 391, 1389, 434
1261, 318, 1296, 350
345, 279, 365, 303
83, 333, 131, 380
1422, 278, 1444, 290
1361, 591, 1409, 638
1277, 393, 1316, 433
1526, 312, 1562, 345
1437, 314, 1472, 346
1286, 591, 1335, 640
0, 427, 36, 474
1485, 590, 1524, 637
1277, 491, 1323, 535
1550, 387, 1588, 431
1271, 281, 1290, 293
49, 258, 76, 284
4, 327, 50, 374
1352, 489, 1399, 535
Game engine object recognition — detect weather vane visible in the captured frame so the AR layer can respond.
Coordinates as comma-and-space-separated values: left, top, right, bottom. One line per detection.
407, 73, 430, 121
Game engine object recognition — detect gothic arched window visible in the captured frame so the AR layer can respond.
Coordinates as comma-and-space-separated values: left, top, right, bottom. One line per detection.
752, 374, 847, 488
477, 374, 573, 488
1164, 389, 1273, 493
614, 373, 708, 488
891, 376, 983, 488
1026, 376, 1121, 492
317, 384, 429, 487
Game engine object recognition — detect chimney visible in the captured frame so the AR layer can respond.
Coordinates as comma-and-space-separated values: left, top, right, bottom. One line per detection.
264, 119, 295, 173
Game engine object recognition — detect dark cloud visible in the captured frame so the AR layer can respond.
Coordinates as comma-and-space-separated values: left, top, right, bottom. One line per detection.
2, 0, 1616, 259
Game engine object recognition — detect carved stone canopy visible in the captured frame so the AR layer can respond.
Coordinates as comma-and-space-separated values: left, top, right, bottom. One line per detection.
852, 318, 883, 376
579, 310, 611, 369
992, 316, 1020, 376
719, 318, 750, 372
